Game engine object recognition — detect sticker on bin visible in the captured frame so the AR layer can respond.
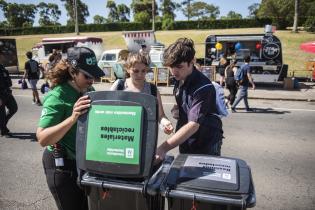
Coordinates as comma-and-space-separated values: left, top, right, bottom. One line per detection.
181, 156, 237, 184
85, 105, 142, 165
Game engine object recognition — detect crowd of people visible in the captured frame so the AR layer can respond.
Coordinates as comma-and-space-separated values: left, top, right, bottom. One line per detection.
0, 38, 257, 210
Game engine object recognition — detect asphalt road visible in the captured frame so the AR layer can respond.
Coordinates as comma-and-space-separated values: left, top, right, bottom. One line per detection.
1, 89, 315, 210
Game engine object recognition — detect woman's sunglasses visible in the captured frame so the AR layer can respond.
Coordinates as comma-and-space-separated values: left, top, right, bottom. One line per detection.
82, 72, 94, 80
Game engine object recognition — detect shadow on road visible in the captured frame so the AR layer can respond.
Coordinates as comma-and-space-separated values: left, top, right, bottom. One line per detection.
232, 108, 290, 114
252, 108, 290, 114
7, 132, 37, 141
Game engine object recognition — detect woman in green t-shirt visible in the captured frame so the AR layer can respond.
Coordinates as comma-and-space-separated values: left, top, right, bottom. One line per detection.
36, 47, 104, 210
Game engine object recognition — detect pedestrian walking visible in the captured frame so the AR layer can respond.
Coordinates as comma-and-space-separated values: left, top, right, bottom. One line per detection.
23, 51, 42, 106
231, 55, 255, 112
225, 60, 238, 107
0, 64, 18, 137
36, 47, 105, 210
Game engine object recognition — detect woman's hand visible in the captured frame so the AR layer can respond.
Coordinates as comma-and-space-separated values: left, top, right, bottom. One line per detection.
72, 95, 91, 121
160, 117, 174, 135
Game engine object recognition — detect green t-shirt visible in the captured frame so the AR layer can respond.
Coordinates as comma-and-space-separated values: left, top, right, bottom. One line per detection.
38, 82, 94, 160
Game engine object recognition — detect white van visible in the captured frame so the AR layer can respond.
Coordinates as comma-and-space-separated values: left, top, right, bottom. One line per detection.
32, 36, 104, 65
98, 49, 129, 79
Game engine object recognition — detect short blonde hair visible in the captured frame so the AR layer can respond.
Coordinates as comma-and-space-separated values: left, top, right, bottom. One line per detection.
124, 52, 151, 78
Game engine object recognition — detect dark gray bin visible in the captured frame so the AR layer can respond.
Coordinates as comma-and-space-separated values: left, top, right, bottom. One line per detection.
160, 154, 256, 210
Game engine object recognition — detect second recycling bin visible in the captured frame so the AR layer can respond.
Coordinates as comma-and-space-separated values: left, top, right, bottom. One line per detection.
159, 154, 256, 210
76, 91, 163, 210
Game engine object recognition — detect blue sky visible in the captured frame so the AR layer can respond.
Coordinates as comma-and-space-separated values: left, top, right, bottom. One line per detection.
1, 0, 261, 25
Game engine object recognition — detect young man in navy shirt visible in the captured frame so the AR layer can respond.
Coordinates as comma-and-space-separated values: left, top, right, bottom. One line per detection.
155, 38, 223, 162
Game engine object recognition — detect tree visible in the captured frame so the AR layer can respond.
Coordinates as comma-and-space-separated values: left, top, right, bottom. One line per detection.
257, 0, 294, 29
38, 2, 61, 26
93, 15, 107, 24
131, 0, 158, 22
106, 0, 119, 22
117, 4, 130, 22
221, 11, 242, 20
248, 3, 260, 19
134, 11, 151, 23
292, 0, 300, 32
60, 0, 89, 25
0, 2, 37, 27
189, 1, 219, 20
159, 0, 179, 21
181, 0, 193, 21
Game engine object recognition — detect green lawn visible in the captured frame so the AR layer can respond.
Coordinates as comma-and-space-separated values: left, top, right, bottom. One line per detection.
1, 28, 314, 77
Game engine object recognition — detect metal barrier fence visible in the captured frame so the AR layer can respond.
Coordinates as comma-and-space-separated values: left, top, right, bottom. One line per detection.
99, 66, 217, 86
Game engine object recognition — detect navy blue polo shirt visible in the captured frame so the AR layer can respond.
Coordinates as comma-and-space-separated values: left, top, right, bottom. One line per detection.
174, 68, 222, 153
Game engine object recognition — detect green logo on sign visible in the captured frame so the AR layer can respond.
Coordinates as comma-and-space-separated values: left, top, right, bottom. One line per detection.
86, 105, 143, 165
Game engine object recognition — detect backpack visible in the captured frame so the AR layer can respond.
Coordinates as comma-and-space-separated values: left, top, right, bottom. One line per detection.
211, 82, 229, 117
116, 79, 157, 97
29, 60, 39, 74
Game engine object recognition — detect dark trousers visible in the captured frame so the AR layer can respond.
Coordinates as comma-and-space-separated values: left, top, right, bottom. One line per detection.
42, 149, 88, 210
0, 92, 18, 134
226, 84, 238, 105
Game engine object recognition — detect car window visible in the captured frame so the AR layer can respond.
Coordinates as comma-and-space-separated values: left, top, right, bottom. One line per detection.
102, 53, 117, 61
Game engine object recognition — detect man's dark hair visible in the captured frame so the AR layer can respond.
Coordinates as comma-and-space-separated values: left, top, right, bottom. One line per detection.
26, 51, 32, 59
244, 55, 251, 63
163, 38, 195, 67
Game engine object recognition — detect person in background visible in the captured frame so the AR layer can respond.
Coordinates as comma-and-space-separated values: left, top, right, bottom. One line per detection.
36, 47, 105, 210
224, 60, 238, 107
110, 52, 174, 135
0, 64, 18, 137
219, 52, 229, 86
139, 44, 148, 54
23, 51, 42, 106
231, 55, 255, 112
155, 38, 223, 163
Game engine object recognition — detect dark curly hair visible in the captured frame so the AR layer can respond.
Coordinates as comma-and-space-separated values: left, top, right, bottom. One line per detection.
47, 59, 79, 88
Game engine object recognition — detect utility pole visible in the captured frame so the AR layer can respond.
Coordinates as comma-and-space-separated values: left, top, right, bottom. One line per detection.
152, 0, 155, 31
74, 0, 79, 35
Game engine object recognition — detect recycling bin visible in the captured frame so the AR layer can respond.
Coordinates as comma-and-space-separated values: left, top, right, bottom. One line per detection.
160, 154, 256, 210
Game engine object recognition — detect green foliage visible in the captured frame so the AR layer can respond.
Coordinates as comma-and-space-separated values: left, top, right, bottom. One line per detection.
221, 11, 242, 20
248, 3, 260, 19
0, 18, 272, 36
134, 11, 151, 24
106, 0, 119, 22
181, 0, 193, 20
117, 4, 130, 22
257, 0, 314, 29
38, 2, 61, 26
60, 0, 89, 25
161, 14, 174, 30
93, 15, 107, 24
131, 0, 157, 22
1, 3, 37, 27
304, 16, 315, 32
160, 0, 179, 20
189, 1, 220, 20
